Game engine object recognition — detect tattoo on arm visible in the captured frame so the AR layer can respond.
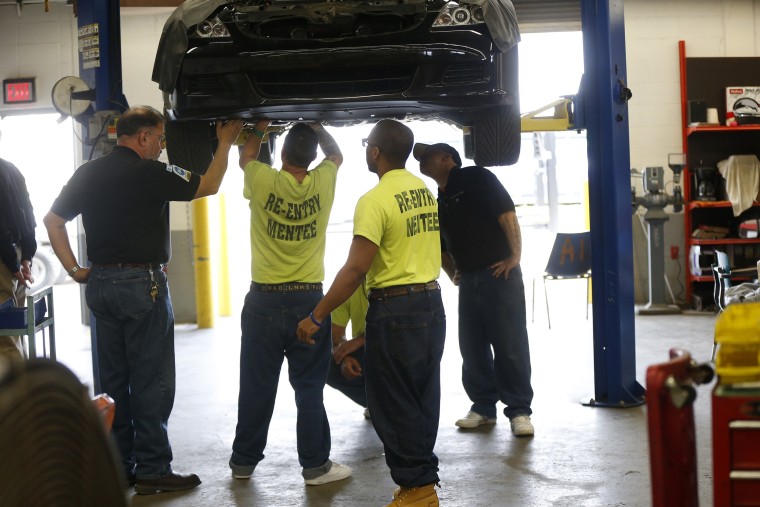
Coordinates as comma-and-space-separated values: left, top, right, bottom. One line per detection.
498, 211, 522, 262
314, 125, 342, 158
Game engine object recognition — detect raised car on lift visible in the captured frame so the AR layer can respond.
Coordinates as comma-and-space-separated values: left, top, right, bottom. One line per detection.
153, 0, 521, 171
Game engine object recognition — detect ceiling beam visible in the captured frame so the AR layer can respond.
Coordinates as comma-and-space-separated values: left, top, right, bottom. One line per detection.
119, 0, 182, 6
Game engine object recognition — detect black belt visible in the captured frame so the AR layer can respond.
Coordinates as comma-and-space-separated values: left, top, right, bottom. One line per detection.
368, 281, 440, 301
251, 282, 323, 293
92, 263, 165, 270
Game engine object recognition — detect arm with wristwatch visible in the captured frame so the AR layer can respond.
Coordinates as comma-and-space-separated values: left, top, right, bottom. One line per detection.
42, 213, 89, 284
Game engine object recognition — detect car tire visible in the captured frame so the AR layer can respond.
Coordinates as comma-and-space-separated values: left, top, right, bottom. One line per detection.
165, 120, 215, 175
462, 127, 475, 161
30, 248, 63, 291
472, 107, 521, 167
257, 134, 277, 166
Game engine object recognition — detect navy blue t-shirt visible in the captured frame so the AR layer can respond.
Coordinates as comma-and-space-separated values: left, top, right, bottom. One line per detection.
51, 146, 200, 264
438, 165, 516, 272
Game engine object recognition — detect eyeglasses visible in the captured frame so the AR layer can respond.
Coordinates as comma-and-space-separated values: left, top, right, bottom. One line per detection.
142, 131, 166, 143
362, 138, 372, 148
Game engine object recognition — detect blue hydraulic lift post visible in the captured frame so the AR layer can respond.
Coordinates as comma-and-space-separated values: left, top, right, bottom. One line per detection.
581, 0, 645, 407
76, 0, 127, 112
75, 0, 128, 394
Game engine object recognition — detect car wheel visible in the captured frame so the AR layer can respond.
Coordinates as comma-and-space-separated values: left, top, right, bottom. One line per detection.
165, 120, 215, 175
257, 134, 277, 166
472, 107, 521, 167
30, 248, 62, 291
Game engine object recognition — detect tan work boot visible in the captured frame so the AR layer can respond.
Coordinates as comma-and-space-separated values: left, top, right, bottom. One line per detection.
385, 483, 439, 506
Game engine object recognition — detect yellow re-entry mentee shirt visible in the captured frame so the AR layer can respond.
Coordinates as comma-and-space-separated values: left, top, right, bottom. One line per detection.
243, 159, 337, 283
353, 169, 441, 289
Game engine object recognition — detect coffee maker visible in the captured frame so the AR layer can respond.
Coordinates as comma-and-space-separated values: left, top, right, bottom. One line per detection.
692, 166, 719, 201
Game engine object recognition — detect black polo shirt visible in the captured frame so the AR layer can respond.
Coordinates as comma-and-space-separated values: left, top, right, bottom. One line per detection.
51, 146, 200, 264
438, 165, 516, 272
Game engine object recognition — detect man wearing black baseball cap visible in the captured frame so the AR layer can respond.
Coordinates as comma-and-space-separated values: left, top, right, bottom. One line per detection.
412, 143, 463, 168
415, 142, 535, 438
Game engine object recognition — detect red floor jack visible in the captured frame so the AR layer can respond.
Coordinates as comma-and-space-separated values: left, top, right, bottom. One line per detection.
646, 349, 714, 507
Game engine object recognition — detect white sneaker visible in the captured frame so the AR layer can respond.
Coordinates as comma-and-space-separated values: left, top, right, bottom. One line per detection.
304, 462, 352, 486
455, 410, 497, 428
229, 460, 254, 479
510, 415, 534, 436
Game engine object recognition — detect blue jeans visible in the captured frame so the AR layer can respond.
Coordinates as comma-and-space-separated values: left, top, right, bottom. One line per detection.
85, 265, 175, 480
459, 266, 533, 420
231, 287, 333, 478
326, 349, 367, 407
364, 288, 445, 487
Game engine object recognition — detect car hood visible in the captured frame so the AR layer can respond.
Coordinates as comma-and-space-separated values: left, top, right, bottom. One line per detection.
152, 0, 519, 93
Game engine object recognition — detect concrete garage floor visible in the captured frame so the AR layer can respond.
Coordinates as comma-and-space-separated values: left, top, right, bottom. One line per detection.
50, 226, 718, 507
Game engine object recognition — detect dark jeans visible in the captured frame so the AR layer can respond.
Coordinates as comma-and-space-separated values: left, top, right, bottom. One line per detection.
85, 265, 175, 480
326, 349, 367, 407
365, 288, 445, 487
231, 287, 332, 476
459, 266, 533, 420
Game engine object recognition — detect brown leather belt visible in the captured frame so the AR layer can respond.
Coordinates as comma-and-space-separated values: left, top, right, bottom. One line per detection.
251, 282, 323, 293
368, 281, 440, 301
92, 263, 165, 270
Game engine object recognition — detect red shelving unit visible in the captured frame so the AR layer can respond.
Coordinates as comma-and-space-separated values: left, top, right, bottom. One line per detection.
678, 41, 760, 309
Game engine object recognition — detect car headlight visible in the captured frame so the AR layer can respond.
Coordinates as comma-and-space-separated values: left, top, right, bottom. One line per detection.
194, 17, 230, 38
433, 2, 485, 27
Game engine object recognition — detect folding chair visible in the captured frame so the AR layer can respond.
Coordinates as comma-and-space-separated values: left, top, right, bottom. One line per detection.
532, 231, 592, 329
711, 250, 732, 314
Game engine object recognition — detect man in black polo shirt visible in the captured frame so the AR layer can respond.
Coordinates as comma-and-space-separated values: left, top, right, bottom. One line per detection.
44, 106, 243, 494
415, 142, 534, 437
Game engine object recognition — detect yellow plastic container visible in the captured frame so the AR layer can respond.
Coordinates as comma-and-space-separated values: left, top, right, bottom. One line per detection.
714, 302, 760, 384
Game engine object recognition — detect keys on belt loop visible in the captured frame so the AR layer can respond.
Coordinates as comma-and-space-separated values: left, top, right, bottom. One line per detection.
148, 268, 159, 303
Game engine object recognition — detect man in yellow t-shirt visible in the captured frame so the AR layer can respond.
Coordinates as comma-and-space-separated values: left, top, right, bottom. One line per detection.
297, 119, 445, 507
230, 120, 352, 487
327, 285, 369, 416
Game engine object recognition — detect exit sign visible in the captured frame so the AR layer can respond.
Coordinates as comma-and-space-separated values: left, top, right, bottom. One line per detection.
3, 78, 36, 104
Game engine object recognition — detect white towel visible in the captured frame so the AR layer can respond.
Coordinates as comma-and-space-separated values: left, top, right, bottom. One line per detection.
717, 155, 760, 216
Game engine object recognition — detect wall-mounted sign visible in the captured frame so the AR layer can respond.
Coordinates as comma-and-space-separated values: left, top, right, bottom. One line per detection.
3, 78, 36, 104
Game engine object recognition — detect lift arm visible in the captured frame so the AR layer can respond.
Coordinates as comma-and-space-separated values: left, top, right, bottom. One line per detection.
520, 97, 578, 132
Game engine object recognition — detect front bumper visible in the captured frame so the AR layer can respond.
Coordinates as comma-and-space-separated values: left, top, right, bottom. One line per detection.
168, 34, 517, 124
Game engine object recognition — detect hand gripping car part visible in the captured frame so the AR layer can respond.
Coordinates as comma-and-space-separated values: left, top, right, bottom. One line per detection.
152, 0, 522, 172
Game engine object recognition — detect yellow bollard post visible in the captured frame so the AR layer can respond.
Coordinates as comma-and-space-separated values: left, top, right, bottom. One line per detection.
192, 198, 214, 328
217, 194, 232, 317
583, 180, 592, 303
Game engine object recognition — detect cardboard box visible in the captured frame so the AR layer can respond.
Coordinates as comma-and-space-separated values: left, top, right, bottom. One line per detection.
725, 86, 760, 126
692, 228, 728, 239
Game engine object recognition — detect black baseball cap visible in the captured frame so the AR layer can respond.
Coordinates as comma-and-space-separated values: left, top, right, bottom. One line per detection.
412, 142, 462, 167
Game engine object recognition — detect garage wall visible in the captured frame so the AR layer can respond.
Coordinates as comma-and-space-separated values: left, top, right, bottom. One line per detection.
0, 3, 76, 115
625, 0, 759, 173
624, 0, 760, 304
